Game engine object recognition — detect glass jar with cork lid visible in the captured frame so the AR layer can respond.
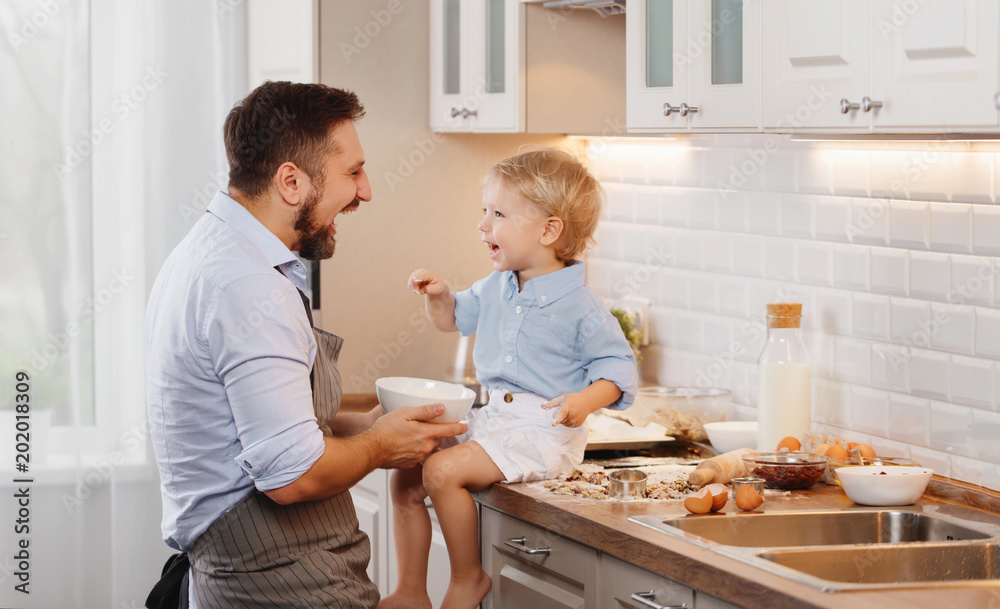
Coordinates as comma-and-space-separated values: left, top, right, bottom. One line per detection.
757, 303, 812, 452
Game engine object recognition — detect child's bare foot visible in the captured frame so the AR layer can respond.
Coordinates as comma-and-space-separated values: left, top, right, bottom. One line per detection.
440, 569, 492, 609
377, 591, 432, 609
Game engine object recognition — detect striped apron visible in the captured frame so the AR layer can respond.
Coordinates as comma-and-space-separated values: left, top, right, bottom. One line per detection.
188, 325, 379, 608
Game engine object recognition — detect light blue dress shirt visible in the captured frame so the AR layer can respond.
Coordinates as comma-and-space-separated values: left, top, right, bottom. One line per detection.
145, 192, 325, 552
453, 262, 637, 410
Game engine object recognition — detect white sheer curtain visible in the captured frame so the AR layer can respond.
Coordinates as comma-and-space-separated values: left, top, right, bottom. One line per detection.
0, 1, 246, 607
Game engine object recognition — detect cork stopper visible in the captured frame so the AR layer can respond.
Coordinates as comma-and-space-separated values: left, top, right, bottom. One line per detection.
766, 303, 802, 328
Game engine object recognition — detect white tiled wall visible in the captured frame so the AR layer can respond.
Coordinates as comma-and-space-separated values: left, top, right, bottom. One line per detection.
586, 135, 1000, 491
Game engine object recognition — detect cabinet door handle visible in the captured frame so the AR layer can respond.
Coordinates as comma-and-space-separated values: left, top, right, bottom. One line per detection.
994, 92, 999, 110
680, 103, 698, 117
503, 537, 551, 555
624, 591, 687, 609
840, 98, 860, 114
462, 108, 478, 119
861, 96, 883, 112
663, 103, 681, 116
451, 107, 463, 118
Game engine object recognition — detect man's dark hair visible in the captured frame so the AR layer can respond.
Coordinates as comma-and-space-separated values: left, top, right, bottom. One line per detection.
223, 81, 365, 199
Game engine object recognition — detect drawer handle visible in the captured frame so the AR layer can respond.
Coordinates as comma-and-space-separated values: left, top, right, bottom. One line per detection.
840, 98, 860, 114
663, 103, 681, 117
626, 591, 686, 609
679, 103, 698, 117
503, 537, 551, 555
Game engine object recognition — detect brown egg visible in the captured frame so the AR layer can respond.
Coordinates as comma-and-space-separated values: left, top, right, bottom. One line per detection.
683, 488, 714, 514
813, 443, 830, 456
705, 483, 728, 512
776, 436, 801, 451
735, 484, 764, 511
856, 443, 877, 458
825, 444, 849, 459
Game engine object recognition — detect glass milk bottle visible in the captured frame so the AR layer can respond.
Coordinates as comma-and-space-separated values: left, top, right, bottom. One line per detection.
757, 303, 812, 452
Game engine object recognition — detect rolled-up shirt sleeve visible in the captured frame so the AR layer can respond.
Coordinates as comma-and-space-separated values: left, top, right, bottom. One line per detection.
580, 310, 638, 411
206, 274, 325, 491
453, 279, 483, 336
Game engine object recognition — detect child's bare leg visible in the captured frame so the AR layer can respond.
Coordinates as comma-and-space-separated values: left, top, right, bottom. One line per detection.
379, 465, 432, 609
423, 442, 504, 609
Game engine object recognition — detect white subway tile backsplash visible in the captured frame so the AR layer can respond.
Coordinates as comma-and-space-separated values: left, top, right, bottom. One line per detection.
674, 232, 703, 270
702, 317, 732, 357
835, 337, 871, 385
746, 192, 781, 236
929, 303, 975, 355
632, 185, 664, 225
717, 278, 748, 319
659, 269, 689, 310
813, 378, 848, 427
951, 355, 995, 411
929, 400, 973, 457
660, 349, 692, 386
890, 298, 930, 348
848, 197, 889, 246
603, 182, 636, 222
929, 202, 973, 254
717, 192, 748, 233
619, 146, 652, 185
764, 239, 797, 281
761, 150, 799, 193
908, 446, 952, 478
671, 149, 703, 188
909, 251, 951, 302
972, 205, 1000, 256
906, 150, 951, 202
970, 409, 1000, 464
852, 293, 891, 341
975, 307, 1000, 359
814, 195, 852, 243
814, 288, 852, 335
910, 350, 951, 402
797, 150, 833, 195
889, 200, 929, 249
850, 386, 889, 437
808, 332, 835, 379
949, 152, 993, 204
780, 194, 814, 239
831, 150, 871, 197
703, 235, 732, 273
731, 235, 765, 277
701, 147, 734, 190
950, 456, 1000, 491
888, 393, 929, 446
687, 188, 718, 230
649, 306, 676, 346
832, 244, 870, 290
951, 255, 994, 307
659, 188, 688, 227
868, 437, 914, 459
870, 151, 908, 200
619, 225, 650, 264
870, 247, 908, 296
689, 275, 718, 314
872, 344, 910, 393
797, 242, 832, 287
673, 312, 704, 352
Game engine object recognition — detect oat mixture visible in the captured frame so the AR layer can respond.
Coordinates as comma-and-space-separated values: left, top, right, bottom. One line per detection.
535, 462, 697, 501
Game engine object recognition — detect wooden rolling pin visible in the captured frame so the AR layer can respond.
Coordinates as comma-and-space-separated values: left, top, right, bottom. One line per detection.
688, 448, 758, 487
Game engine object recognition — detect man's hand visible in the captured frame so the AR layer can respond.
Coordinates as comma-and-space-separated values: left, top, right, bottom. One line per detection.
371, 403, 468, 469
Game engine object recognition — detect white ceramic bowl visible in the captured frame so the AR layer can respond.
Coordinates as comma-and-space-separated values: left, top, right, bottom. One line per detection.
375, 377, 475, 424
836, 465, 934, 506
703, 421, 758, 454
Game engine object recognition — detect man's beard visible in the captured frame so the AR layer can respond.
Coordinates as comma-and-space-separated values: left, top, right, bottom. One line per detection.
294, 187, 336, 261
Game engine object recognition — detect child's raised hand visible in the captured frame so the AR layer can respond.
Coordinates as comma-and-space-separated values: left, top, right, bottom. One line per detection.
540, 393, 587, 428
408, 269, 447, 296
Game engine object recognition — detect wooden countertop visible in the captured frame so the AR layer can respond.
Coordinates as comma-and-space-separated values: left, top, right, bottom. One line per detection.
474, 473, 1000, 609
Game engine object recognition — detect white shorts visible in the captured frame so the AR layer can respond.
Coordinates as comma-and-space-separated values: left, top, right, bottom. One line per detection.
450, 389, 589, 483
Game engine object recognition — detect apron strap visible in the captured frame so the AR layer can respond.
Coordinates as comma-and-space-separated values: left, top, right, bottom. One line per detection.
144, 552, 189, 609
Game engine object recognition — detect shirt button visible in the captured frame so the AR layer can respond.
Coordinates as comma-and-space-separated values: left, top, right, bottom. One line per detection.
504, 393, 514, 403
505, 355, 513, 363
515, 306, 522, 314
540, 295, 547, 302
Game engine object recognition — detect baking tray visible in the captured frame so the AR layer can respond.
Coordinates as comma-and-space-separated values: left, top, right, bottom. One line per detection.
585, 437, 674, 452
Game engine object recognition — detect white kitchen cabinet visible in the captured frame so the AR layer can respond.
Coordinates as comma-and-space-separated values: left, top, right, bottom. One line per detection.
626, 0, 760, 132
761, 0, 871, 131
601, 555, 695, 609
481, 507, 599, 609
870, 0, 999, 130
429, 0, 523, 132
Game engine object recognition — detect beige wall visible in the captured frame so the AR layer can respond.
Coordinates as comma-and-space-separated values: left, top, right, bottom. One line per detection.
318, 1, 569, 393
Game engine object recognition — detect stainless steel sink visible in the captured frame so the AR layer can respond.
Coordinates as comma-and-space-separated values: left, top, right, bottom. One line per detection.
656, 509, 990, 547
757, 542, 1000, 585
630, 506, 1000, 591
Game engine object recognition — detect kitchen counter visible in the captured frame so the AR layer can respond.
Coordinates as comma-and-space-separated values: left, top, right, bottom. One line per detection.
474, 472, 1000, 609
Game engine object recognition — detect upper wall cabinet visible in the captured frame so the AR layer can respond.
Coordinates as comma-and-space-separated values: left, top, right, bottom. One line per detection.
627, 0, 760, 132
762, 0, 1000, 132
430, 0, 524, 132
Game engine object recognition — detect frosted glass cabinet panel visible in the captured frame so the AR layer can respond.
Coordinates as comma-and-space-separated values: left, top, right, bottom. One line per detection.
627, 0, 759, 132
429, 0, 523, 132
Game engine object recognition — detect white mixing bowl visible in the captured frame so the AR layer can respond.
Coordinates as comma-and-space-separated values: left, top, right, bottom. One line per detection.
375, 377, 475, 424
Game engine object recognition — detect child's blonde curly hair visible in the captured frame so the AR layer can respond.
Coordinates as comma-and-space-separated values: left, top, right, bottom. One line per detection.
484, 147, 604, 263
